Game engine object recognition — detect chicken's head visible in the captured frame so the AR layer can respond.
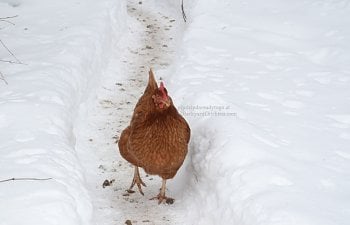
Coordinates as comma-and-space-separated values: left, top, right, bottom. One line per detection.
152, 82, 171, 110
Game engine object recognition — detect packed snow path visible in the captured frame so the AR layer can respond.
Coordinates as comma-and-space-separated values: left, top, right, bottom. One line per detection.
75, 0, 185, 224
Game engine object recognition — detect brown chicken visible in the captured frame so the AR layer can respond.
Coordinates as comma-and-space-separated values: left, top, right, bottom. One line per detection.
118, 68, 190, 204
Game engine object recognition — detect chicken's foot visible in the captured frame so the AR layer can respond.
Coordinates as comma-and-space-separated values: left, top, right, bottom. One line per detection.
150, 178, 174, 204
128, 166, 146, 195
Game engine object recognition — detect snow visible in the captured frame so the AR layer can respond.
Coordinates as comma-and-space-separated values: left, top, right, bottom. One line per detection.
1, 0, 350, 224
170, 0, 350, 224
0, 0, 126, 224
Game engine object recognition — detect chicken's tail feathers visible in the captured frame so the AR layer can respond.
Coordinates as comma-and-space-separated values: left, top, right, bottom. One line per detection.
147, 68, 158, 91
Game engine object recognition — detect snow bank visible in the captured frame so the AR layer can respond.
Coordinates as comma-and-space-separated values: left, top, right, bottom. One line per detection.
169, 0, 350, 224
0, 0, 126, 224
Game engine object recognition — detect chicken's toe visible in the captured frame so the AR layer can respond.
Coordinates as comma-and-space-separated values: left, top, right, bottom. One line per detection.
150, 194, 175, 204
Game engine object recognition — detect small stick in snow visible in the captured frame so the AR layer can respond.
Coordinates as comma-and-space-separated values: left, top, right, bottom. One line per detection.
0, 15, 18, 20
0, 177, 53, 183
0, 71, 8, 85
181, 0, 187, 22
0, 15, 18, 26
0, 39, 22, 64
0, 59, 25, 65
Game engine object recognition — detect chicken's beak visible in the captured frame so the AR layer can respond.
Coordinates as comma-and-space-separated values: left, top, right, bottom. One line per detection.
159, 98, 171, 108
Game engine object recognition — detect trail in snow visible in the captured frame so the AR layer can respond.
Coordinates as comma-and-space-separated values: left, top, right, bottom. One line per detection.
75, 0, 185, 224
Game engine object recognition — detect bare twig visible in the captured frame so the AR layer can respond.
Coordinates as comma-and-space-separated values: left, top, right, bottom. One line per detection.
0, 15, 21, 85
0, 39, 21, 64
0, 20, 15, 26
0, 15, 18, 26
181, 0, 187, 23
0, 15, 18, 20
0, 59, 24, 65
0, 177, 53, 183
0, 71, 8, 85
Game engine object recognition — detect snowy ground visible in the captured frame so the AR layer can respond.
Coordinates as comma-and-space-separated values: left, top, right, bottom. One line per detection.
0, 0, 126, 224
1, 0, 350, 225
171, 1, 350, 224
75, 0, 186, 224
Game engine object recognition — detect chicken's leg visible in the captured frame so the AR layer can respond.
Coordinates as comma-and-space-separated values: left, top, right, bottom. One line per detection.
150, 178, 174, 204
128, 166, 146, 195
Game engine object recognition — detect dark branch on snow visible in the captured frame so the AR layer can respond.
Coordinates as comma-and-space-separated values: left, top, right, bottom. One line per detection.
0, 71, 8, 85
0, 177, 53, 183
0, 39, 22, 64
0, 20, 24, 84
181, 0, 187, 23
0, 15, 18, 26
0, 59, 25, 65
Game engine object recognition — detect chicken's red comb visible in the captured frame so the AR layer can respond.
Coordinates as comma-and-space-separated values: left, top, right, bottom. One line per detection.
159, 81, 167, 99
